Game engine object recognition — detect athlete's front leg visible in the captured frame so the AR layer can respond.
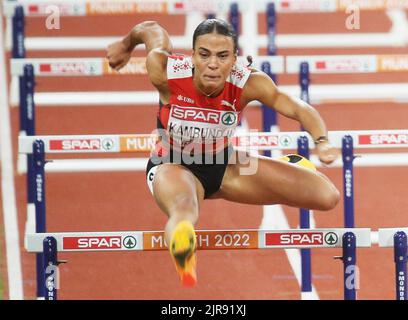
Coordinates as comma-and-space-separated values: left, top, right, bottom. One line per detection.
213, 151, 340, 210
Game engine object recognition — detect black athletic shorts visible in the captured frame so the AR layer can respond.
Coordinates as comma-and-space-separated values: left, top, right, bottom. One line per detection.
146, 145, 234, 199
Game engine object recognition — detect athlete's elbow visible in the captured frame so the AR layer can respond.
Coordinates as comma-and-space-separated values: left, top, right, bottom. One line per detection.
140, 21, 160, 29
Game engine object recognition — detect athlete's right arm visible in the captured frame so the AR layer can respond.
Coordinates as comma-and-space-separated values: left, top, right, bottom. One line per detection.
106, 21, 172, 92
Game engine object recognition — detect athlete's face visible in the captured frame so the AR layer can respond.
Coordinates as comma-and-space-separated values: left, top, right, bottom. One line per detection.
192, 32, 237, 95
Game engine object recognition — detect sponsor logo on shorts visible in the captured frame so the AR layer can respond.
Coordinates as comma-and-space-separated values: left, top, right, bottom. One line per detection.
359, 134, 408, 145
49, 139, 101, 151
148, 171, 154, 182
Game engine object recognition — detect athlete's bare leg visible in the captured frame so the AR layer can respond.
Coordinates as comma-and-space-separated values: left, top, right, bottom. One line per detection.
152, 163, 205, 245
152, 163, 205, 286
212, 151, 340, 210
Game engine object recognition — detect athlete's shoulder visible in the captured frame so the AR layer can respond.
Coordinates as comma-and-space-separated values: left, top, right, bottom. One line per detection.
227, 61, 251, 89
241, 69, 278, 102
167, 54, 193, 79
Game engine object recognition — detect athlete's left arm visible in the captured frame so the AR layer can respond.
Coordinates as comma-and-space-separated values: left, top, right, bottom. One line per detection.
242, 71, 338, 164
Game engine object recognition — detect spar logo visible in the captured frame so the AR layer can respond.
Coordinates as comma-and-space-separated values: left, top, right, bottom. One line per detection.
324, 232, 338, 245
358, 134, 408, 145
237, 135, 279, 147
63, 236, 122, 250
314, 59, 371, 72
63, 236, 138, 250
171, 106, 221, 124
265, 232, 325, 246
102, 138, 114, 151
39, 62, 97, 75
279, 135, 292, 147
221, 112, 237, 126
49, 139, 101, 151
123, 236, 137, 249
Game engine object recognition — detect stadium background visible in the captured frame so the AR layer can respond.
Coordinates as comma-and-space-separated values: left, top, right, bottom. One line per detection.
1, 0, 408, 299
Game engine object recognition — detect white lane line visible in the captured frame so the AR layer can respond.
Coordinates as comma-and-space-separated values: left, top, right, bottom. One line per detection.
260, 205, 320, 300
259, 119, 319, 299
0, 12, 24, 300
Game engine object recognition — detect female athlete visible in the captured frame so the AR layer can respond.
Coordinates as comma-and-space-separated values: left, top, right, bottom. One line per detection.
106, 19, 340, 287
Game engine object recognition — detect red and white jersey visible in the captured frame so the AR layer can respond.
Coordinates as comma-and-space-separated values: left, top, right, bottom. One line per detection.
157, 54, 251, 153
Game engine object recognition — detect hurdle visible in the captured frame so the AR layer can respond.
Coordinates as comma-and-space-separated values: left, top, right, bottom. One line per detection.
8, 0, 408, 300
378, 228, 408, 300
4, 0, 408, 50
25, 227, 408, 300
18, 130, 408, 299
25, 228, 372, 300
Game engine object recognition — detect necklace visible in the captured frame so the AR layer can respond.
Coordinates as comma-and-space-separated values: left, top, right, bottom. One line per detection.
192, 69, 223, 98
196, 84, 222, 98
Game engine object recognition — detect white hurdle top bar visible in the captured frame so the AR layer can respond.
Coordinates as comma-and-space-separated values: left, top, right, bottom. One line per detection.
11, 57, 283, 76
4, 0, 408, 17
25, 228, 372, 252
10, 55, 408, 76
378, 228, 408, 247
18, 130, 408, 154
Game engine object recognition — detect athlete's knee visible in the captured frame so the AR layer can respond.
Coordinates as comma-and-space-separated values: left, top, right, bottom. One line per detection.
169, 194, 200, 219
318, 186, 340, 211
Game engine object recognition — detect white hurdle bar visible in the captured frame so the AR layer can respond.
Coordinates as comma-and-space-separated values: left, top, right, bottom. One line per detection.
25, 228, 372, 252
9, 55, 408, 106
10, 55, 408, 76
379, 228, 408, 247
28, 227, 407, 254
37, 153, 408, 173
5, 0, 408, 17
4, 1, 408, 51
27, 228, 408, 300
24, 84, 408, 106
18, 130, 408, 154
17, 130, 408, 172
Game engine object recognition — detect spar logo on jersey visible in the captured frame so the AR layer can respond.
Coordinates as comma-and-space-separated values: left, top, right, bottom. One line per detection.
265, 232, 325, 246
171, 106, 221, 124
359, 134, 408, 145
221, 112, 237, 126
63, 236, 122, 250
49, 139, 102, 151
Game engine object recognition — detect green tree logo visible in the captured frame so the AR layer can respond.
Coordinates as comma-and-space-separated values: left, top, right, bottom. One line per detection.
123, 236, 137, 249
324, 232, 338, 245
221, 112, 237, 126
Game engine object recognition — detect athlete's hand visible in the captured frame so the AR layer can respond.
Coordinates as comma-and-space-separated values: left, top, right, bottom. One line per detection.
106, 40, 132, 71
316, 141, 339, 165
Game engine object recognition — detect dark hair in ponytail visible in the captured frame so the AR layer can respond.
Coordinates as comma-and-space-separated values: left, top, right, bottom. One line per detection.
192, 18, 238, 54
246, 55, 253, 67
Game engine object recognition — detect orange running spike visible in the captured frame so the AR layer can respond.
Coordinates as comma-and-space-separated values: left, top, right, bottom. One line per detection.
170, 220, 197, 287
